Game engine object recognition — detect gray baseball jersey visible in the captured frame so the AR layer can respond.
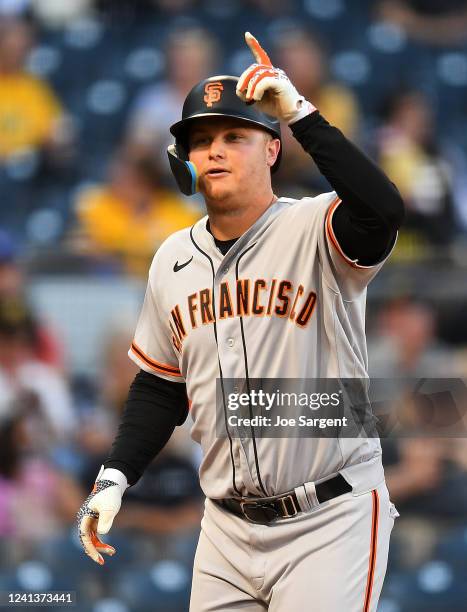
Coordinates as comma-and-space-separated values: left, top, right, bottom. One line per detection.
129, 191, 397, 500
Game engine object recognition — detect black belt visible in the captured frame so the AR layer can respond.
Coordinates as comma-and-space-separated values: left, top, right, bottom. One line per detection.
215, 474, 352, 524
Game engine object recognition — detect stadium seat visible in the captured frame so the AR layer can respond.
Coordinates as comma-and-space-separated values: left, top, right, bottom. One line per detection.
0, 559, 74, 592
435, 526, 467, 570
386, 561, 467, 612
114, 561, 192, 612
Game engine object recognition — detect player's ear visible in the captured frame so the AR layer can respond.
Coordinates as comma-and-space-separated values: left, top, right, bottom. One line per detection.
266, 137, 281, 169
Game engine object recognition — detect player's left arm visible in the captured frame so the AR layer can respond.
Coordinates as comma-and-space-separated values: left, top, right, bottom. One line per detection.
237, 33, 405, 267
290, 111, 405, 266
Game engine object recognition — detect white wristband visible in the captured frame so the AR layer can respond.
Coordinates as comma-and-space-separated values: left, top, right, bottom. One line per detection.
97, 466, 129, 495
288, 100, 317, 125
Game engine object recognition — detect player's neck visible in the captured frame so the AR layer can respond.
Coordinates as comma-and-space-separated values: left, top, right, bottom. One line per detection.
207, 191, 277, 240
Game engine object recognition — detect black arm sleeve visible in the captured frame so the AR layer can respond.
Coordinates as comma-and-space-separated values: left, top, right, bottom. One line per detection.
291, 111, 405, 265
103, 370, 189, 486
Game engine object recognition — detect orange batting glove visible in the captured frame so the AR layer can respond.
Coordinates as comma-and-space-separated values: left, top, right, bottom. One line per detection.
236, 32, 316, 124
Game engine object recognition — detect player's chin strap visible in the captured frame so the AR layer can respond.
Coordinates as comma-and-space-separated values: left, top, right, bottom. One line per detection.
167, 144, 199, 196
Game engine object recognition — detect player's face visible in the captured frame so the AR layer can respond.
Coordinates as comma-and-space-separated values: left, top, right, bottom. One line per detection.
187, 117, 279, 206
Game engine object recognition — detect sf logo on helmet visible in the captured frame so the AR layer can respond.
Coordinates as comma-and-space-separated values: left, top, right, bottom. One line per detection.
204, 82, 224, 107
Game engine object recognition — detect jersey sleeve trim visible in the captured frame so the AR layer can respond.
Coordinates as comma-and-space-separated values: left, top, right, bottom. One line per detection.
325, 197, 381, 270
130, 341, 182, 377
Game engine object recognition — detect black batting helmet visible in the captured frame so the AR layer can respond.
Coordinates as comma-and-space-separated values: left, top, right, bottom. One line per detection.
167, 75, 282, 195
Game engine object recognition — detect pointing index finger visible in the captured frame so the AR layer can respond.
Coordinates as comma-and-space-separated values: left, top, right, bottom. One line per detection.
245, 32, 272, 67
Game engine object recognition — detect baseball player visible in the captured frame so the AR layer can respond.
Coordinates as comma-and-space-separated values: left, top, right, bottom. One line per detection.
78, 33, 404, 610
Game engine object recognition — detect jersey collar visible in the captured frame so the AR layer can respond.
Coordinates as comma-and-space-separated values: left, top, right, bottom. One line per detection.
191, 198, 290, 263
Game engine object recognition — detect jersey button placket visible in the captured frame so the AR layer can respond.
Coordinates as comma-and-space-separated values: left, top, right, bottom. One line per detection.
215, 273, 244, 492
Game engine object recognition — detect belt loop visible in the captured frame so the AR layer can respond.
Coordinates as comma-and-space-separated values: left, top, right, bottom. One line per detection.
294, 484, 311, 512
304, 481, 319, 509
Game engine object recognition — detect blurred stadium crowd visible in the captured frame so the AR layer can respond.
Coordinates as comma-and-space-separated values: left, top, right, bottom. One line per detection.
0, 0, 467, 610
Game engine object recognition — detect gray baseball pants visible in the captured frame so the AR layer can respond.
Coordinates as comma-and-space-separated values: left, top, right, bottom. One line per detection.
190, 480, 397, 611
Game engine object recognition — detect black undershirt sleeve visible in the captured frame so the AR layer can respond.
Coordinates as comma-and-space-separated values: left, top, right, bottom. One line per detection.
291, 111, 405, 265
104, 369, 189, 486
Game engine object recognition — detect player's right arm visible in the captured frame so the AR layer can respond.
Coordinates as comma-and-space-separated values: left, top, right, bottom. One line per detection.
77, 370, 189, 564
78, 249, 188, 564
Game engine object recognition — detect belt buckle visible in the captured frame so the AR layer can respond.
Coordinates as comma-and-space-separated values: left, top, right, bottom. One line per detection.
279, 494, 299, 518
240, 500, 279, 524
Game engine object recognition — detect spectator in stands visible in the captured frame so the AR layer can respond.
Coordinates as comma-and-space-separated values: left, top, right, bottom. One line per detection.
99, 320, 139, 416
75, 149, 201, 276
0, 16, 72, 163
0, 230, 22, 299
368, 295, 459, 378
29, 0, 92, 28
270, 26, 360, 196
77, 321, 138, 475
152, 0, 197, 15
376, 90, 458, 254
95, 0, 197, 20
0, 297, 76, 441
378, 0, 467, 46
245, 0, 293, 17
385, 438, 467, 517
382, 428, 467, 564
0, 408, 82, 544
125, 24, 219, 180
0, 230, 64, 368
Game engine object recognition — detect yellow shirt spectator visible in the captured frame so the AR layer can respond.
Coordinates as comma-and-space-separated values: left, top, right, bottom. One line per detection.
77, 185, 201, 277
0, 73, 63, 158
316, 83, 359, 140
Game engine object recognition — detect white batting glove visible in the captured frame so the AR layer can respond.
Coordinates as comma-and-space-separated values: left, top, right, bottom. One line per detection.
77, 466, 128, 565
236, 32, 316, 124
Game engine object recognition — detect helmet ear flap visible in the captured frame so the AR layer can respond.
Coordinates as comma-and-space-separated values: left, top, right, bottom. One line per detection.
174, 140, 189, 160
167, 144, 199, 196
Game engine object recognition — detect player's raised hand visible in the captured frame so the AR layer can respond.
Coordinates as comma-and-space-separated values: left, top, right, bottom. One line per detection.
77, 467, 128, 565
236, 32, 316, 124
